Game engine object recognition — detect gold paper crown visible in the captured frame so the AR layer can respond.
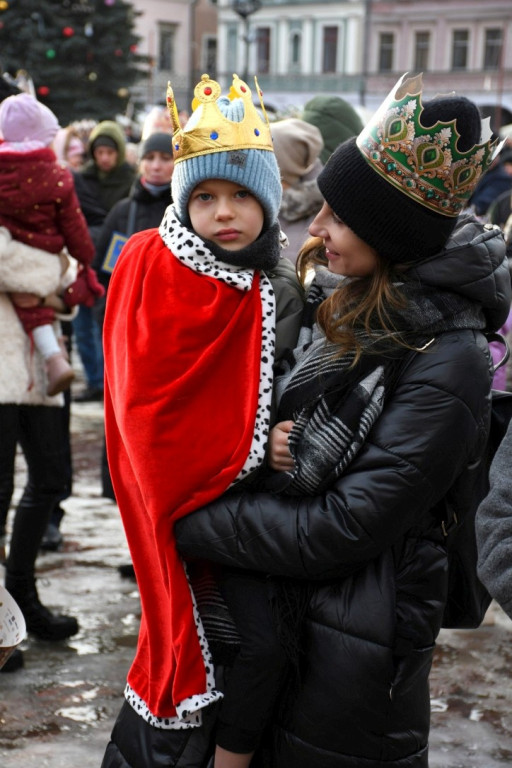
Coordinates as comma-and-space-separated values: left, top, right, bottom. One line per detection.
356, 73, 500, 217
166, 73, 273, 164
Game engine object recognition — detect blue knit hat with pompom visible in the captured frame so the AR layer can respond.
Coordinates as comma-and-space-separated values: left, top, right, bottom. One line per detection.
171, 96, 282, 228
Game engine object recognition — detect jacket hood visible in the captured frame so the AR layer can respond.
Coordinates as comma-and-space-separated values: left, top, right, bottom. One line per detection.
87, 120, 126, 166
409, 211, 511, 331
302, 95, 364, 165
280, 178, 324, 223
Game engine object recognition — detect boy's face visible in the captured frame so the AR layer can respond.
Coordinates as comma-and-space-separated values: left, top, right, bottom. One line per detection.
188, 179, 264, 251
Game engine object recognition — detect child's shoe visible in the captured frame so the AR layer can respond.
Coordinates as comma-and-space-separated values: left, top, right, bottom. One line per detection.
46, 352, 75, 396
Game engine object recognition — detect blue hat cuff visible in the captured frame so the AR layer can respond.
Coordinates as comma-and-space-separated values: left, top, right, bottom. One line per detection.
171, 148, 282, 228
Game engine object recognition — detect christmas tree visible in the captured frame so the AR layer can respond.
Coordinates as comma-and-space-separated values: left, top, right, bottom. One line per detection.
0, 0, 148, 125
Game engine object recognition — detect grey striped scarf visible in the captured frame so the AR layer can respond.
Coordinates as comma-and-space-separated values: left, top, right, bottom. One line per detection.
273, 267, 486, 496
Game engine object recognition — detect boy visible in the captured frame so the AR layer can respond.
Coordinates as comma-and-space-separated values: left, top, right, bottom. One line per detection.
101, 74, 304, 768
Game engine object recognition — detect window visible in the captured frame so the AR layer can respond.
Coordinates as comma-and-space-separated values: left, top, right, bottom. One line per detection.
414, 31, 430, 72
322, 26, 338, 73
378, 32, 394, 72
158, 24, 176, 72
452, 29, 469, 70
290, 31, 301, 69
256, 27, 270, 74
483, 28, 502, 70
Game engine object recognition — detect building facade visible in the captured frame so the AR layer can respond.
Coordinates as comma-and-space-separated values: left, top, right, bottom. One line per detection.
214, 0, 512, 126
131, 0, 218, 110
131, 0, 512, 129
366, 0, 512, 126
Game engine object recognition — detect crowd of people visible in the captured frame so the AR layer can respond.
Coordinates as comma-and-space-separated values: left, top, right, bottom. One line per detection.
1, 67, 512, 768
0, 77, 177, 668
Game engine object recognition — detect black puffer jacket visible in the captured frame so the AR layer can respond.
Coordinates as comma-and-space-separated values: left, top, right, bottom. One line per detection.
101, 217, 510, 768
173, 217, 511, 767
93, 177, 172, 291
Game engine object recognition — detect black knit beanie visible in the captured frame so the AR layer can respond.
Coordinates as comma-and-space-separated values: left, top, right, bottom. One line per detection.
139, 131, 173, 159
317, 95, 483, 263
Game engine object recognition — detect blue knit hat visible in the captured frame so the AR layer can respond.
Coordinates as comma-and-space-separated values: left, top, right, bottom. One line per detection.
171, 95, 282, 228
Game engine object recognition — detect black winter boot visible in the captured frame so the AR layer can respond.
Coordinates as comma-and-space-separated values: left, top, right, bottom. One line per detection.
5, 574, 79, 641
0, 648, 24, 673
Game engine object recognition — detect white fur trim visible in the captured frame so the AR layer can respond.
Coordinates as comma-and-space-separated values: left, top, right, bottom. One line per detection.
0, 227, 62, 295
0, 229, 65, 405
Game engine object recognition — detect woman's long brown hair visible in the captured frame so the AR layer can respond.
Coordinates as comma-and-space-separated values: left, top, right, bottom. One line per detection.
296, 236, 409, 363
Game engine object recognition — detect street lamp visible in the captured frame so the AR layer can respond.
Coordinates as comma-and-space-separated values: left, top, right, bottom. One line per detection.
232, 0, 262, 82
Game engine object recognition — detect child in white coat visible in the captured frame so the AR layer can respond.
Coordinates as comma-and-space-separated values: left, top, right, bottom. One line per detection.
0, 92, 103, 395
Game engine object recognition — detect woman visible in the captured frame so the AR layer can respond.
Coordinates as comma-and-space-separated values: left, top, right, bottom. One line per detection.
175, 74, 511, 766
0, 227, 79, 665
92, 131, 175, 303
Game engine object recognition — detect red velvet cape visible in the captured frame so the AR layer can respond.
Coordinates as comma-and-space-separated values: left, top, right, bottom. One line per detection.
103, 229, 263, 717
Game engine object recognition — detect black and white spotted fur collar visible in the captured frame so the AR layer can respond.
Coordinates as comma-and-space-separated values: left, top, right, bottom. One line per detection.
159, 205, 279, 289
129, 204, 278, 732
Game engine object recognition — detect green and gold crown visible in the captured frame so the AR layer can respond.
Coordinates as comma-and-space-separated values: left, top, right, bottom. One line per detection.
166, 73, 273, 164
356, 73, 500, 217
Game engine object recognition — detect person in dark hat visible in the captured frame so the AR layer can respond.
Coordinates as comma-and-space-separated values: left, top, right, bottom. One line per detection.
175, 73, 511, 767
93, 131, 175, 299
71, 120, 136, 403
91, 131, 175, 506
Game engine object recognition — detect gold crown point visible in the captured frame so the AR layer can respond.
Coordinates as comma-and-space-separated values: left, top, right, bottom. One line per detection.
168, 72, 274, 165
166, 81, 181, 134
191, 74, 222, 111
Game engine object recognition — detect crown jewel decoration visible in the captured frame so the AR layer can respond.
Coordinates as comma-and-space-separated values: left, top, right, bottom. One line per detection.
166, 73, 273, 164
356, 73, 499, 217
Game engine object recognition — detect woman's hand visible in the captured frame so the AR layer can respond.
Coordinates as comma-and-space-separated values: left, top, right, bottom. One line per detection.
9, 291, 41, 308
268, 420, 295, 471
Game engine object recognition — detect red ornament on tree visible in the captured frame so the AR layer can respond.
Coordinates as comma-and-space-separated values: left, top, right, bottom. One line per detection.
62, 26, 75, 37
114, 48, 123, 57
37, 86, 50, 97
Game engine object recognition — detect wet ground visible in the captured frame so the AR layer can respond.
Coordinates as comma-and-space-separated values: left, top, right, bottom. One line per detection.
0, 389, 140, 767
2, 374, 512, 766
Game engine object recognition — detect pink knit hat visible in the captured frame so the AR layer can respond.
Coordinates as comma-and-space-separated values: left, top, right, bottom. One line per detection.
67, 135, 85, 159
0, 93, 60, 146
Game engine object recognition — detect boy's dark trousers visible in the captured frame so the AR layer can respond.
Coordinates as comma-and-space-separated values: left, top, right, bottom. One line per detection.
216, 569, 289, 753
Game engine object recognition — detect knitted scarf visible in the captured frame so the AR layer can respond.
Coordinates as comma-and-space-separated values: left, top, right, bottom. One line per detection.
274, 266, 486, 495
268, 267, 486, 672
